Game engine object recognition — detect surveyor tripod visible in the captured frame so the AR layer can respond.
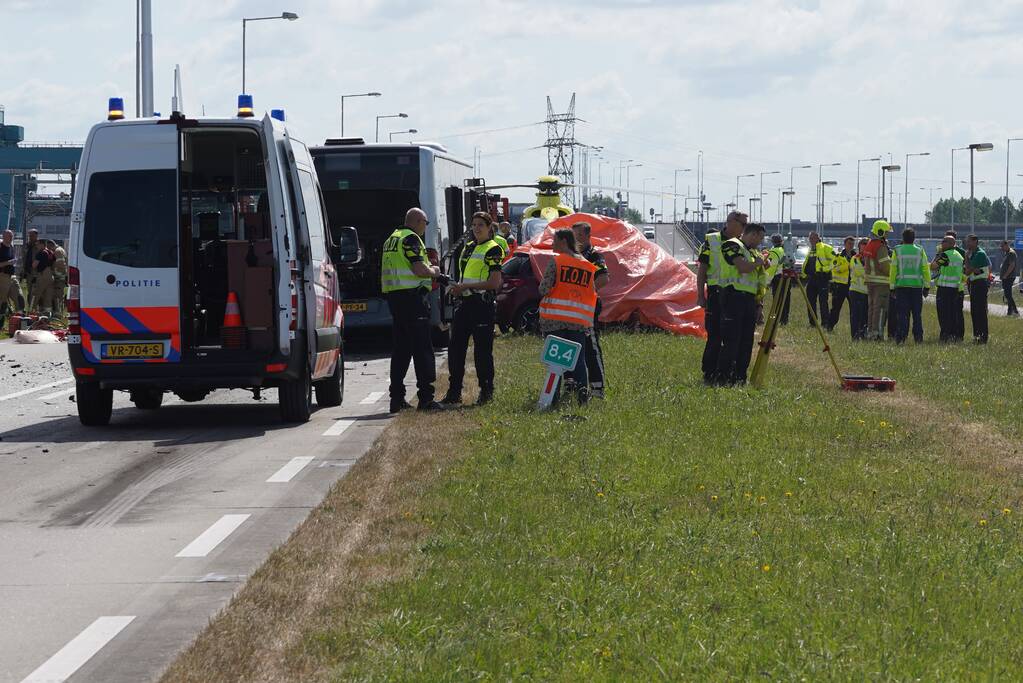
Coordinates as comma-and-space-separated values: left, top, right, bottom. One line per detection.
749, 270, 896, 391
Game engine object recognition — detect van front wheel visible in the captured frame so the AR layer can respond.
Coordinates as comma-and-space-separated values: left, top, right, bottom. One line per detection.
314, 351, 344, 407
279, 360, 313, 423
77, 381, 113, 426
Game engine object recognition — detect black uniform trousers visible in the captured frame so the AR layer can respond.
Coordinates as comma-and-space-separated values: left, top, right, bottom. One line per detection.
936, 287, 959, 342
887, 291, 898, 340
549, 328, 590, 404
848, 290, 868, 340
446, 295, 495, 397
715, 288, 756, 385
969, 279, 989, 343
585, 299, 606, 392
770, 276, 791, 325
893, 287, 924, 344
386, 288, 436, 404
828, 282, 849, 331
805, 273, 830, 326
701, 285, 722, 383
1002, 276, 1019, 316
955, 290, 966, 341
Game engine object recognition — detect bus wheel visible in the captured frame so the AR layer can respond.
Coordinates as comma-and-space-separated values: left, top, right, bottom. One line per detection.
279, 359, 313, 423
77, 381, 113, 426
130, 389, 164, 410
314, 350, 344, 407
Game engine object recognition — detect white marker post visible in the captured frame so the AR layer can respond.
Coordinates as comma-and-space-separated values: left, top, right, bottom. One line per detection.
538, 335, 582, 411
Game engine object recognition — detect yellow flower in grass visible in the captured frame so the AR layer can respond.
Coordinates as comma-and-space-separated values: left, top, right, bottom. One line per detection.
762, 564, 771, 572
758, 496, 767, 503
785, 491, 793, 498
711, 495, 718, 502
596, 492, 605, 499
964, 400, 971, 407
880, 421, 888, 428
745, 492, 752, 499
1004, 508, 1012, 515
698, 485, 705, 491
979, 519, 988, 527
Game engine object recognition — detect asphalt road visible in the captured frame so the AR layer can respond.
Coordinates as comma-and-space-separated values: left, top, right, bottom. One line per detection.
0, 337, 405, 682
645, 223, 697, 262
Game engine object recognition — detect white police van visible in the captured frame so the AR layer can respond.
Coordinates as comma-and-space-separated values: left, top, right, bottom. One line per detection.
67, 99, 350, 425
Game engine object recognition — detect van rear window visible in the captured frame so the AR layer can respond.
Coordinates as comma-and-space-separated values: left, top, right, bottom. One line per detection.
83, 170, 178, 268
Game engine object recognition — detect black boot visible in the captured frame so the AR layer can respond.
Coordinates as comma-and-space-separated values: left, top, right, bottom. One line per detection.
440, 390, 462, 405
475, 386, 493, 406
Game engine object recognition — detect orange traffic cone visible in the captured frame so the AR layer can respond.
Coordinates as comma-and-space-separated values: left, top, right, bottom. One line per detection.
221, 291, 246, 349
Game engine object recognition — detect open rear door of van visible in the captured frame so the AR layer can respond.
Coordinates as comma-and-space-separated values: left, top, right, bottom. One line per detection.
75, 123, 182, 364
278, 132, 341, 381
261, 114, 297, 356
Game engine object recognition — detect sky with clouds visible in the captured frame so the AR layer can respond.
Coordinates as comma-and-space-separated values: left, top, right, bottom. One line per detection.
2, 0, 1020, 224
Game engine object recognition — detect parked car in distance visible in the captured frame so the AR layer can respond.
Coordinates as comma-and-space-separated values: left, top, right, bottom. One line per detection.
643, 226, 656, 240
496, 253, 540, 334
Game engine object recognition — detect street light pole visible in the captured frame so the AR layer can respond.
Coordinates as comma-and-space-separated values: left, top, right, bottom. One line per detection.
820, 181, 837, 230
673, 168, 691, 224
789, 165, 811, 225
782, 190, 795, 236
642, 177, 655, 221
340, 92, 381, 137
920, 186, 941, 239
389, 128, 418, 141
736, 173, 754, 209
968, 142, 994, 231
375, 113, 408, 143
817, 162, 841, 231
903, 152, 930, 229
1006, 138, 1023, 241
881, 164, 901, 218
626, 163, 642, 208
759, 170, 780, 223
856, 157, 881, 237
242, 12, 299, 94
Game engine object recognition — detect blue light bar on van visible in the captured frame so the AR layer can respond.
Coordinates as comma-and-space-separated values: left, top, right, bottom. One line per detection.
271, 109, 285, 122
237, 94, 254, 118
108, 97, 125, 121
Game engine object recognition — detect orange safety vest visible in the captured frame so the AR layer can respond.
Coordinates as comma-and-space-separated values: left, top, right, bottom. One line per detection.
539, 253, 598, 328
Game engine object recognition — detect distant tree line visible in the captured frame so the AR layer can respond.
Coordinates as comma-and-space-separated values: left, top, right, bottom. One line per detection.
926, 197, 1023, 224
580, 193, 644, 224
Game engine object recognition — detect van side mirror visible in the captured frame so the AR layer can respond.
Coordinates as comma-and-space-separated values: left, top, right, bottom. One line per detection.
331, 225, 362, 265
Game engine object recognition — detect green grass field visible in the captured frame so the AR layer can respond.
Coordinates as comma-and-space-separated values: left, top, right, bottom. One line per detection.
268, 305, 1023, 680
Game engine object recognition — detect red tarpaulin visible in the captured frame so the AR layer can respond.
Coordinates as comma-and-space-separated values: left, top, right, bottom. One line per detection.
515, 213, 706, 338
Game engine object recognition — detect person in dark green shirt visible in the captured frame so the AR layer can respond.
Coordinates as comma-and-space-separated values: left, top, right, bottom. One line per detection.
964, 234, 991, 343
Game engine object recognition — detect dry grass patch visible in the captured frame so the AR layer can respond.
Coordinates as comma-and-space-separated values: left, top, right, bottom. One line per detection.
161, 406, 478, 683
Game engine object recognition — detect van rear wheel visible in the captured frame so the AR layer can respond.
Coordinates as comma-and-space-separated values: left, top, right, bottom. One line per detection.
314, 350, 344, 407
279, 359, 313, 423
77, 381, 113, 426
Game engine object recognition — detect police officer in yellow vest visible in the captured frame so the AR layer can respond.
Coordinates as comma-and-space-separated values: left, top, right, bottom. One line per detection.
930, 234, 965, 343
715, 222, 766, 386
492, 231, 510, 258
889, 227, 930, 344
827, 236, 855, 331
848, 238, 869, 339
765, 234, 791, 325
442, 212, 504, 406
697, 211, 746, 384
801, 231, 834, 327
382, 208, 447, 413
964, 233, 991, 343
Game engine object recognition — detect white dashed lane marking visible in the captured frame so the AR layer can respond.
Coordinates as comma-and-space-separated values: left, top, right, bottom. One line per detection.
37, 387, 75, 401
266, 456, 314, 483
359, 391, 385, 405
0, 378, 74, 402
175, 514, 250, 558
322, 419, 355, 437
20, 615, 135, 683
